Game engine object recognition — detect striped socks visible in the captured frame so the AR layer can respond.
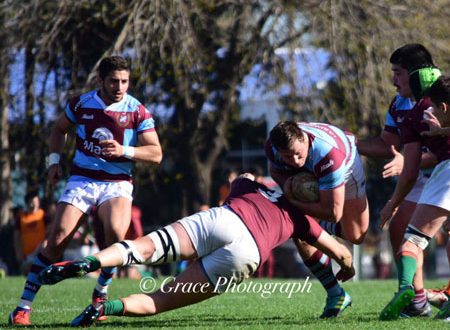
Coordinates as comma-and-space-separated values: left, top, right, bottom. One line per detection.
17, 253, 52, 310
319, 220, 342, 238
304, 250, 342, 297
95, 266, 117, 295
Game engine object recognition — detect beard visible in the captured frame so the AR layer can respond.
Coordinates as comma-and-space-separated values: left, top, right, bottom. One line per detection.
100, 84, 124, 104
106, 91, 123, 103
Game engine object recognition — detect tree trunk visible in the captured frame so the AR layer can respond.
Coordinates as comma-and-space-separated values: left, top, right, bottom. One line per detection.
23, 44, 38, 192
0, 49, 11, 227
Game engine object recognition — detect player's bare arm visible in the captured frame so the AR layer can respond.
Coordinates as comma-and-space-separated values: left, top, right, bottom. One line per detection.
380, 142, 422, 227
382, 145, 404, 178
284, 181, 345, 222
382, 147, 437, 178
357, 130, 401, 158
100, 131, 162, 164
48, 113, 74, 186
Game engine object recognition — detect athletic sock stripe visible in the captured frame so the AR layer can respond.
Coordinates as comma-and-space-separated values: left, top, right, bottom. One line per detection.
319, 221, 336, 235
319, 254, 331, 265
97, 267, 116, 286
305, 249, 339, 296
329, 224, 336, 235
26, 273, 40, 284
308, 263, 323, 272
23, 281, 39, 293
37, 253, 52, 265
100, 272, 114, 280
18, 254, 52, 305
322, 279, 338, 288
30, 264, 46, 274
315, 268, 331, 278
304, 250, 324, 266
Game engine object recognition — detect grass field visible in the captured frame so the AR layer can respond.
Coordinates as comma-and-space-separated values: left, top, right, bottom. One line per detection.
0, 276, 448, 329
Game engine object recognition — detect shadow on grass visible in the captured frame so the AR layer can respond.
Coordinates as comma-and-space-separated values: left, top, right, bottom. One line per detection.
0, 314, 399, 329
18, 313, 385, 328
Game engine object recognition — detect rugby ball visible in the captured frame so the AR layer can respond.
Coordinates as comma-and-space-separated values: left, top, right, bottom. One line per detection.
291, 172, 319, 202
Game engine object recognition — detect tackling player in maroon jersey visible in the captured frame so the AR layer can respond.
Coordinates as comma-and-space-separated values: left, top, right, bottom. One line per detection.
39, 173, 355, 326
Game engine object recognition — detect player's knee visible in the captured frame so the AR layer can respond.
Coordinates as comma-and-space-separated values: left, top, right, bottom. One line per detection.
404, 224, 431, 250
133, 236, 155, 260
346, 231, 366, 245
350, 235, 365, 245
146, 226, 180, 265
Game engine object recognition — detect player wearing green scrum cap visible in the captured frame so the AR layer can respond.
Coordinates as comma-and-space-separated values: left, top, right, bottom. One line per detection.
380, 73, 449, 321
409, 66, 442, 101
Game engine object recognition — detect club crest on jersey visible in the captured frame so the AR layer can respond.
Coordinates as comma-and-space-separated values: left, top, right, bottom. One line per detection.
84, 127, 113, 155
92, 127, 114, 141
116, 112, 131, 127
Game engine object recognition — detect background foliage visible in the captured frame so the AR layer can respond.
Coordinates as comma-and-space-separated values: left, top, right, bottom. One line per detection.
0, 0, 449, 227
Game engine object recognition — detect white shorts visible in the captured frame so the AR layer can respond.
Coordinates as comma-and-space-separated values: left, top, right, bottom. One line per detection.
178, 206, 260, 293
344, 154, 366, 200
58, 178, 133, 214
418, 160, 450, 212
404, 172, 428, 203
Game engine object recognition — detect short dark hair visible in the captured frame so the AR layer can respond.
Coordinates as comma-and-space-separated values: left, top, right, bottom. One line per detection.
98, 56, 130, 79
390, 44, 434, 72
425, 76, 450, 105
24, 191, 39, 204
270, 121, 305, 150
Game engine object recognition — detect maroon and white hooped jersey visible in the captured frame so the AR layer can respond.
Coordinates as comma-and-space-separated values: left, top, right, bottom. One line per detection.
400, 97, 450, 163
226, 177, 322, 263
64, 90, 156, 181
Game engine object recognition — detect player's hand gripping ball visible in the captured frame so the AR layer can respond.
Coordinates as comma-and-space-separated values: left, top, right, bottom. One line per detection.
290, 172, 319, 202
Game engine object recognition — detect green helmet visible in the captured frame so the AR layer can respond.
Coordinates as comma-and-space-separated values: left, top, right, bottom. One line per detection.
409, 66, 442, 101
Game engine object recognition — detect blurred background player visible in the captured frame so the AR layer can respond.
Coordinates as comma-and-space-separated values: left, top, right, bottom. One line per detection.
39, 174, 355, 326
13, 192, 47, 275
9, 56, 163, 326
265, 120, 368, 317
379, 75, 450, 321
217, 169, 238, 206
357, 44, 439, 317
